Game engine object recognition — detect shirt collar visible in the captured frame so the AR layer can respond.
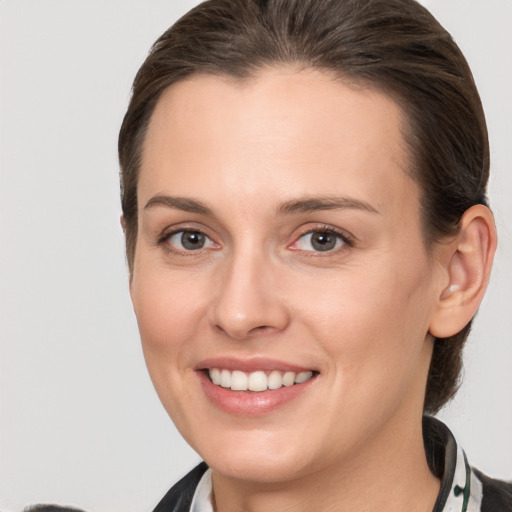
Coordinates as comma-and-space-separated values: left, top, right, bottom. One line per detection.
425, 416, 483, 512
190, 466, 213, 512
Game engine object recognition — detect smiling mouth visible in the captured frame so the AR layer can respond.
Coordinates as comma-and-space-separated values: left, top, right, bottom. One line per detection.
207, 368, 316, 392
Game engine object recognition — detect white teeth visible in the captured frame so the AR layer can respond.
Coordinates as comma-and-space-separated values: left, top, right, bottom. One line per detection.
295, 371, 313, 384
248, 371, 268, 392
220, 369, 231, 388
282, 371, 295, 387
208, 368, 315, 392
230, 370, 248, 391
210, 368, 221, 385
267, 370, 283, 390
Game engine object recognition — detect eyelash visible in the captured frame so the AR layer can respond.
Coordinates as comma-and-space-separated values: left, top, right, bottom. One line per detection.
289, 224, 355, 255
157, 224, 355, 256
158, 227, 219, 255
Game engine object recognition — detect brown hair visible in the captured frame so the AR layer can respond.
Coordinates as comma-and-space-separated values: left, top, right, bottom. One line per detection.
119, 0, 489, 414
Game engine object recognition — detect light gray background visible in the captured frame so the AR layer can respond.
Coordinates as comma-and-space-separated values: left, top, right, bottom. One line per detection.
1, 1, 511, 511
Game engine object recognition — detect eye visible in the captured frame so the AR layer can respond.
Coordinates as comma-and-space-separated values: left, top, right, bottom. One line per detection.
292, 230, 347, 252
166, 230, 216, 252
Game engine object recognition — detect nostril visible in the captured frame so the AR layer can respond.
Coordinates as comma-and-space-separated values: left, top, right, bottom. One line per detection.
251, 325, 272, 332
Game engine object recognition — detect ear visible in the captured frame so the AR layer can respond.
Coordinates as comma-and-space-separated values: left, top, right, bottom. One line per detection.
120, 215, 127, 231
429, 205, 497, 338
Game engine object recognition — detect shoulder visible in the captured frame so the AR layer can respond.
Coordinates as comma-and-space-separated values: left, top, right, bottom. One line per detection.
152, 462, 209, 512
474, 468, 512, 512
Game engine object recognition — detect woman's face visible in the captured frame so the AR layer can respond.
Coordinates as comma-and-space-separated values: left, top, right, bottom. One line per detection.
130, 68, 444, 482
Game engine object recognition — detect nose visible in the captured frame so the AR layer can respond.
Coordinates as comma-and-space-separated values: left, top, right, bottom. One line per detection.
208, 249, 290, 340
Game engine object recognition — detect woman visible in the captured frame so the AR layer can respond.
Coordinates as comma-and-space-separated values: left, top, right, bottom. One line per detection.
118, 0, 510, 510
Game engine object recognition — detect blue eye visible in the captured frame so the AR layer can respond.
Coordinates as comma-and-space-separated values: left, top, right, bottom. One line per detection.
295, 231, 345, 252
167, 230, 215, 251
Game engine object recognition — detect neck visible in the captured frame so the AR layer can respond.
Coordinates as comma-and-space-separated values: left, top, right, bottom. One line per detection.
211, 414, 440, 512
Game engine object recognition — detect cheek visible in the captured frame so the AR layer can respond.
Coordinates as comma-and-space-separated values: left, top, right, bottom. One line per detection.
294, 255, 434, 386
301, 261, 431, 340
130, 268, 211, 429
132, 268, 203, 333
130, 266, 211, 381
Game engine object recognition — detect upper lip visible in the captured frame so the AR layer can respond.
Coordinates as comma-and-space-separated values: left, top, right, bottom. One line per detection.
195, 356, 316, 373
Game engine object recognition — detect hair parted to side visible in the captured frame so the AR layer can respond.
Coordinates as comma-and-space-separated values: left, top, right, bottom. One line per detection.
119, 0, 489, 414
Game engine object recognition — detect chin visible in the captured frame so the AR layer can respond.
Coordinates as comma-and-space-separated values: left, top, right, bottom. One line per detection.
208, 452, 310, 484
191, 426, 319, 483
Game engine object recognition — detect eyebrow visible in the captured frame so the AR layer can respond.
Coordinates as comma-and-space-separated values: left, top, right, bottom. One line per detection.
277, 196, 380, 215
143, 194, 380, 216
144, 195, 213, 215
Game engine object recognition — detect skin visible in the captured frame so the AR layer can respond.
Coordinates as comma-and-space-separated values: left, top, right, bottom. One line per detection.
129, 68, 470, 511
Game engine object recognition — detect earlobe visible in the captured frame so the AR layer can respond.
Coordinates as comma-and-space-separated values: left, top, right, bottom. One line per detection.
429, 205, 497, 338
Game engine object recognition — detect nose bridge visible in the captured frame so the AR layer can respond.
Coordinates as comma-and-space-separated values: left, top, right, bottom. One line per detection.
209, 242, 289, 339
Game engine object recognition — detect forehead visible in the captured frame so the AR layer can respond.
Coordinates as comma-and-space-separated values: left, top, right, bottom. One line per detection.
139, 67, 418, 219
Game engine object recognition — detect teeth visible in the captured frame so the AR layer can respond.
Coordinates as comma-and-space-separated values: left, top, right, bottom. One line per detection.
295, 371, 313, 384
210, 368, 221, 385
282, 371, 295, 387
208, 368, 315, 392
230, 370, 247, 391
267, 370, 283, 390
248, 371, 267, 392
220, 369, 231, 388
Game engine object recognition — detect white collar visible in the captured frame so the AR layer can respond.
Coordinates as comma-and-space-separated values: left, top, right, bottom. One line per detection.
442, 444, 483, 512
190, 468, 214, 512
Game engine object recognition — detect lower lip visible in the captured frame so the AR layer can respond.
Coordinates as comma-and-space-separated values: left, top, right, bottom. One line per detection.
198, 371, 317, 416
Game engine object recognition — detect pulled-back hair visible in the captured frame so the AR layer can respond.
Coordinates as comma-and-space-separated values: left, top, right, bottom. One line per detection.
119, 0, 489, 413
